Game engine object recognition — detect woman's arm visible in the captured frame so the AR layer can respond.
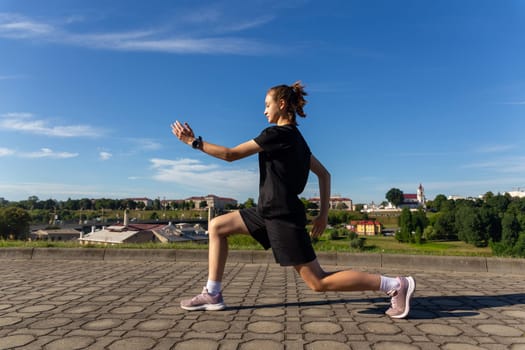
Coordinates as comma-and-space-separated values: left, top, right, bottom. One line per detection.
171, 121, 262, 162
309, 154, 331, 239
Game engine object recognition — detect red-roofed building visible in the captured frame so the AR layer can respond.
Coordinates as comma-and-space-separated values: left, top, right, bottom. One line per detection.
400, 184, 426, 209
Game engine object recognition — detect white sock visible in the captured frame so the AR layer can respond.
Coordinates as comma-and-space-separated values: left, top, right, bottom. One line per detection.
206, 280, 222, 295
380, 276, 400, 294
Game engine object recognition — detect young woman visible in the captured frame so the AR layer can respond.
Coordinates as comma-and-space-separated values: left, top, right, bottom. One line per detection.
171, 82, 415, 319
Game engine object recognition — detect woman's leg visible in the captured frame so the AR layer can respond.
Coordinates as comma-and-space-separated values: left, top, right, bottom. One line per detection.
294, 258, 381, 292
207, 210, 250, 282
180, 211, 250, 311
295, 258, 415, 319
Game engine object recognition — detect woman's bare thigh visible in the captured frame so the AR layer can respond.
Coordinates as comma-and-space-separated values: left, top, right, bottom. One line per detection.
209, 210, 250, 237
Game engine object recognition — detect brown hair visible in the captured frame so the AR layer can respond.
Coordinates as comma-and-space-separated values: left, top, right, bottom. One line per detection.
268, 81, 308, 124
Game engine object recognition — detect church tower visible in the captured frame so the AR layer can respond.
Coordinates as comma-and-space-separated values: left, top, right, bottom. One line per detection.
417, 183, 426, 206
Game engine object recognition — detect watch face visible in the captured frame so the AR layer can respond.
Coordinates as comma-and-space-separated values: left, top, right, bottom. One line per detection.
192, 137, 201, 149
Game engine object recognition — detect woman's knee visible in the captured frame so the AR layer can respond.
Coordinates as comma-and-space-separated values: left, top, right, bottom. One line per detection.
296, 263, 330, 292
208, 217, 227, 237
208, 212, 246, 237
304, 278, 328, 292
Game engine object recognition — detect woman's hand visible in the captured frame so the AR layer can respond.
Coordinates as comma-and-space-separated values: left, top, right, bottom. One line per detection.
310, 214, 328, 239
171, 121, 195, 146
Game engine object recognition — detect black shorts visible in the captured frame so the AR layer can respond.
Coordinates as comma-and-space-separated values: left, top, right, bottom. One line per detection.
239, 207, 316, 266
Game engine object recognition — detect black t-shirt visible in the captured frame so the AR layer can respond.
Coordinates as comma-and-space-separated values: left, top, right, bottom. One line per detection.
253, 125, 311, 218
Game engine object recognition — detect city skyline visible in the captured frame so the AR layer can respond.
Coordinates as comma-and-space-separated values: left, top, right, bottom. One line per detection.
1, 0, 524, 204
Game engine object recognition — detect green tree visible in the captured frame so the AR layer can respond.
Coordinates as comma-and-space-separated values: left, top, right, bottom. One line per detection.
354, 203, 364, 212
396, 208, 413, 242
513, 233, 525, 257
63, 198, 80, 211
0, 207, 31, 239
423, 225, 434, 240
427, 194, 447, 212
121, 199, 137, 210
153, 198, 162, 210
412, 208, 429, 233
485, 193, 511, 213
27, 196, 39, 210
479, 206, 501, 242
455, 205, 487, 247
492, 212, 521, 256
244, 198, 256, 208
42, 198, 57, 210
433, 210, 457, 240
79, 198, 93, 210
386, 188, 404, 208
501, 212, 520, 248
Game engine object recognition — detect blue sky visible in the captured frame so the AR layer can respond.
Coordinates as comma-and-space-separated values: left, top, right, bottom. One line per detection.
0, 0, 524, 205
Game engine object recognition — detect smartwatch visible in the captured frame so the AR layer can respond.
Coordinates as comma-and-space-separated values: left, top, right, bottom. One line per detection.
192, 136, 203, 149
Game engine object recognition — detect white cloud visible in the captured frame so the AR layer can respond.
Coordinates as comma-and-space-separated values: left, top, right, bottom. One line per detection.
0, 147, 15, 156
0, 13, 54, 38
475, 144, 516, 153
113, 37, 272, 55
0, 146, 77, 158
21, 148, 78, 159
0, 112, 102, 137
0, 75, 24, 80
134, 138, 162, 151
99, 151, 112, 160
0, 11, 277, 55
0, 182, 133, 201
463, 156, 525, 173
502, 101, 525, 105
150, 158, 257, 196
418, 178, 525, 197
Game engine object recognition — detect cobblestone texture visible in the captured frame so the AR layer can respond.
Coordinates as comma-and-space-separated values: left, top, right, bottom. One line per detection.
0, 259, 524, 349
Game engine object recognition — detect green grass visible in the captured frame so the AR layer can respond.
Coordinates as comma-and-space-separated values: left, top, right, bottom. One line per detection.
355, 235, 492, 256
0, 233, 493, 256
309, 234, 492, 256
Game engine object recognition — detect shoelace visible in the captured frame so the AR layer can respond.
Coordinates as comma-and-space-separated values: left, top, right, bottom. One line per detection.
388, 289, 399, 309
191, 292, 209, 303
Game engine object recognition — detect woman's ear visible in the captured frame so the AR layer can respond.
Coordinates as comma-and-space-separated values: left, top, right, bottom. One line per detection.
278, 98, 286, 111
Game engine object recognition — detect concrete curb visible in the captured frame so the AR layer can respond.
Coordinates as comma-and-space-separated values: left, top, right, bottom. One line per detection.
31, 247, 105, 260
104, 248, 177, 261
0, 247, 34, 260
1, 247, 524, 274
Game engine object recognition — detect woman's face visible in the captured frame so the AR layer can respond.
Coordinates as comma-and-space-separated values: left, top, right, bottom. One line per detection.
264, 92, 282, 124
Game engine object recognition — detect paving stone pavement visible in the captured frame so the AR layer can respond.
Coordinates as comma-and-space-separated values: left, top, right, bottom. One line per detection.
1, 259, 524, 350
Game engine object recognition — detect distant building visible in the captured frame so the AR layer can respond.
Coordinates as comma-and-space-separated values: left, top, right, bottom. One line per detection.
154, 222, 208, 243
79, 223, 163, 245
186, 194, 237, 210
122, 195, 239, 211
79, 210, 208, 245
506, 189, 525, 198
127, 197, 153, 208
347, 220, 382, 236
31, 228, 81, 241
399, 184, 426, 209
308, 195, 353, 210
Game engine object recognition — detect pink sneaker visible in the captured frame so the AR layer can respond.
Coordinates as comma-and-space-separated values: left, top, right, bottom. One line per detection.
385, 276, 415, 319
180, 287, 226, 311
